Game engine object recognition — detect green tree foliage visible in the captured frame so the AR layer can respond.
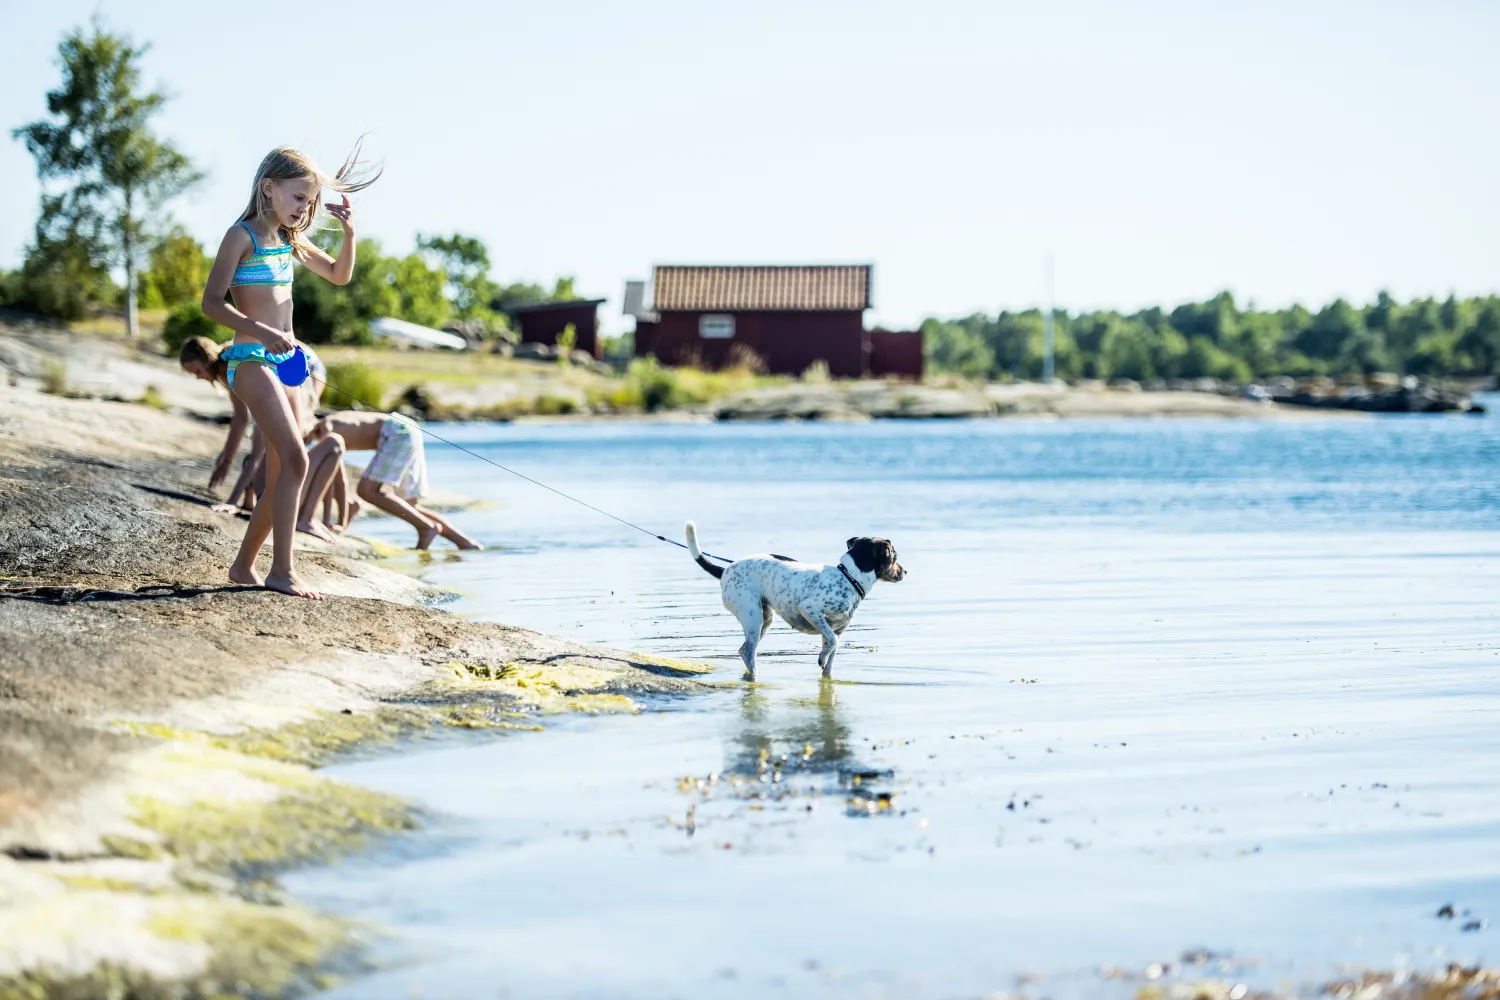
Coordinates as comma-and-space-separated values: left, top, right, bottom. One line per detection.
919, 317, 994, 378
161, 303, 230, 354
490, 276, 580, 314
12, 19, 202, 335
924, 292, 1500, 382
7, 222, 117, 321
417, 233, 495, 321
292, 238, 448, 345
139, 226, 208, 309
393, 253, 449, 329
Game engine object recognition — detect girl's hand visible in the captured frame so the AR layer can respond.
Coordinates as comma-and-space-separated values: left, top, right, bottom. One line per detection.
326, 194, 354, 232
259, 327, 296, 356
255, 325, 295, 355
209, 452, 234, 488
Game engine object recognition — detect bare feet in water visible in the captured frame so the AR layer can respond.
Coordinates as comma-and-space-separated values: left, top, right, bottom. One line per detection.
296, 519, 337, 543
444, 525, 483, 551
416, 522, 441, 550
228, 561, 263, 587
264, 570, 323, 600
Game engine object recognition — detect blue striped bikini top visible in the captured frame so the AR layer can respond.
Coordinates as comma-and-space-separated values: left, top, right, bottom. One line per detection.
230, 221, 295, 287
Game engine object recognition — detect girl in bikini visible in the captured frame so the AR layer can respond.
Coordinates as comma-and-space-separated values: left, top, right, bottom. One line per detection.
200, 143, 379, 598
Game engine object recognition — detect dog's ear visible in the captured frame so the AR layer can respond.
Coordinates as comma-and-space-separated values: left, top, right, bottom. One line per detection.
847, 537, 879, 573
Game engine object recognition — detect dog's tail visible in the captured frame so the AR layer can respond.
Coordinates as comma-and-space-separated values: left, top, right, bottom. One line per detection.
685, 521, 724, 579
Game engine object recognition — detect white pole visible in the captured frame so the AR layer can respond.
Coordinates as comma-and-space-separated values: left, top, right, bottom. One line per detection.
1042, 253, 1055, 383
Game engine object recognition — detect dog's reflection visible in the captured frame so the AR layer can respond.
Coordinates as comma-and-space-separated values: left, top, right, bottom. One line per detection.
725, 679, 850, 778
716, 682, 895, 816
671, 682, 900, 838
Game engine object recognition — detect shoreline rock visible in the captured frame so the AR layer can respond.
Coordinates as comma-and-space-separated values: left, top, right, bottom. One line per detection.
0, 370, 716, 995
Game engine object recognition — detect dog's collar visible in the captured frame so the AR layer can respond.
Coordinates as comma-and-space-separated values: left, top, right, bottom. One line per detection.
837, 562, 866, 600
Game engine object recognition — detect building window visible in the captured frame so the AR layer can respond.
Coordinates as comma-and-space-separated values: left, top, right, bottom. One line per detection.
699, 314, 735, 339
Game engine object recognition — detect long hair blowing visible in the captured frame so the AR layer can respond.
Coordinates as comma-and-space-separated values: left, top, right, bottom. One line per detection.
237, 136, 383, 259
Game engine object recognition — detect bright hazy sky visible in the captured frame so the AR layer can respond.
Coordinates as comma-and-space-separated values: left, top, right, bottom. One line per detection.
2, 0, 1497, 332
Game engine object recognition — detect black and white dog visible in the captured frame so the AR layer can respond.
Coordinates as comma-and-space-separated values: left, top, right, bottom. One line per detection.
685, 522, 906, 679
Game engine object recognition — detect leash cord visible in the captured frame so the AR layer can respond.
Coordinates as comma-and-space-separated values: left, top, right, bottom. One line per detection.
316, 378, 736, 564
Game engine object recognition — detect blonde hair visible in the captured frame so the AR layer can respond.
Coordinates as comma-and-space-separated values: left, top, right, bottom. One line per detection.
179, 336, 227, 385
237, 137, 383, 259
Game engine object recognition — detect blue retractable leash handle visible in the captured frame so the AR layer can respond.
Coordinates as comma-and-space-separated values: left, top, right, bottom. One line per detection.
274, 346, 311, 387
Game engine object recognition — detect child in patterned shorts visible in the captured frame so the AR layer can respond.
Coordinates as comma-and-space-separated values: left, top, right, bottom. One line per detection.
306, 411, 481, 551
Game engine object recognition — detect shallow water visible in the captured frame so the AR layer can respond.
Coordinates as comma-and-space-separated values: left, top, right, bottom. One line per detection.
289, 406, 1500, 999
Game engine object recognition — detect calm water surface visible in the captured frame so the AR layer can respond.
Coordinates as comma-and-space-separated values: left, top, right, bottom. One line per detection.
289, 406, 1500, 999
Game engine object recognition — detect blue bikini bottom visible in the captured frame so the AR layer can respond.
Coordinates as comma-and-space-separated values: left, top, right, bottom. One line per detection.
222, 343, 310, 389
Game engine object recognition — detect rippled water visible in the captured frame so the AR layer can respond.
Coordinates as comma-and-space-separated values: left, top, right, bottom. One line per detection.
290, 404, 1500, 999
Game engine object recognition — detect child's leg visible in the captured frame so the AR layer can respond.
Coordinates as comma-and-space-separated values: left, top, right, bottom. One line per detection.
341, 477, 362, 528
414, 505, 482, 550
328, 467, 357, 530
322, 473, 336, 527
250, 429, 268, 503
229, 363, 320, 599
224, 427, 263, 510
296, 434, 344, 541
355, 477, 440, 549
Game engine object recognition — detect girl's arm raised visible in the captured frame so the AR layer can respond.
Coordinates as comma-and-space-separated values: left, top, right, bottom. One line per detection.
201, 226, 296, 354
299, 195, 356, 286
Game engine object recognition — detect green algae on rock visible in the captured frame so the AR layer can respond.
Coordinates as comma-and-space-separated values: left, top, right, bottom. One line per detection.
0, 888, 357, 1000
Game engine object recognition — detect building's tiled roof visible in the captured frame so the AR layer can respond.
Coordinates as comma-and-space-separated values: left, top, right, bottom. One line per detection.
652, 265, 872, 312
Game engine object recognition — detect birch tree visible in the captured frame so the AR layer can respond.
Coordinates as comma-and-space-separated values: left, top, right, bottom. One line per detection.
13, 20, 202, 339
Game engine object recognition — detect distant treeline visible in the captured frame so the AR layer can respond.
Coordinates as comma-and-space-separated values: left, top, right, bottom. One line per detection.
922, 293, 1500, 382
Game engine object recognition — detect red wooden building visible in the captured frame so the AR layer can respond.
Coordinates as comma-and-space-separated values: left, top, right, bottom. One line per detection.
508, 298, 607, 358
625, 265, 922, 378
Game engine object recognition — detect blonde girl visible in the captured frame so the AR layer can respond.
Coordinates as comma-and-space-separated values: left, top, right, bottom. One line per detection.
201, 143, 379, 598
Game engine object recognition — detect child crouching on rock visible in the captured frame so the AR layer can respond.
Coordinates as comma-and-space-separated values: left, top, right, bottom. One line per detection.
307, 411, 481, 551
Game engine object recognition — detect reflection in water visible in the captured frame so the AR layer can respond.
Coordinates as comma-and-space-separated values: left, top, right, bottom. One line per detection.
727, 681, 851, 777
677, 681, 899, 820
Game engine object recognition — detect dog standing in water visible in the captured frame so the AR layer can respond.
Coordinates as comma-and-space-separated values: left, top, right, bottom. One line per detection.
685, 522, 905, 679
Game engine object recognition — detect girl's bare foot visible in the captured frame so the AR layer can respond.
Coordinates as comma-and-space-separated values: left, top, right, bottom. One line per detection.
296, 519, 337, 543
345, 498, 363, 525
415, 522, 441, 550
264, 569, 323, 600
327, 521, 346, 534
228, 561, 263, 587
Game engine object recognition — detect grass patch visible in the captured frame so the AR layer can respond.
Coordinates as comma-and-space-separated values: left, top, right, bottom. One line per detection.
139, 385, 168, 410
311, 345, 782, 418
321, 361, 387, 411
606, 356, 777, 413
40, 359, 67, 395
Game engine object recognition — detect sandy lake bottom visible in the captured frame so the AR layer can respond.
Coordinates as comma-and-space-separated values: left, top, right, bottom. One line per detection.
285, 411, 1500, 999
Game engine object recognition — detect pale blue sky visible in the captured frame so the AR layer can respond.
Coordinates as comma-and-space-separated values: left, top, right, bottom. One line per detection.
2, 0, 1497, 332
